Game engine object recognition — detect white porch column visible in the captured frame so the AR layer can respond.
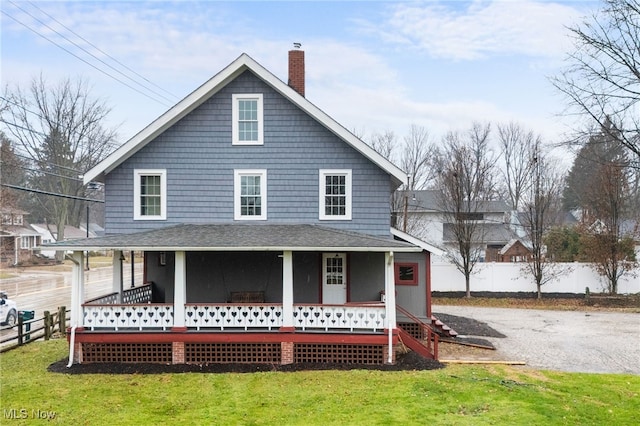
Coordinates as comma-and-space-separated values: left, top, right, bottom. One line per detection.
70, 251, 85, 326
384, 251, 396, 329
173, 251, 186, 328
112, 250, 123, 303
281, 250, 294, 330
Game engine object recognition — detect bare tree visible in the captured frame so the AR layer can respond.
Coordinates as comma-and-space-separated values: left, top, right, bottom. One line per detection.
497, 122, 539, 211
579, 157, 637, 294
397, 125, 439, 234
519, 141, 566, 299
368, 125, 438, 232
400, 124, 437, 190
436, 122, 498, 297
552, 0, 640, 163
2, 76, 117, 259
368, 130, 397, 161
0, 132, 28, 209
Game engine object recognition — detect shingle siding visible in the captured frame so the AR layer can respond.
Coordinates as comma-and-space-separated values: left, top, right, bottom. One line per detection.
105, 71, 392, 236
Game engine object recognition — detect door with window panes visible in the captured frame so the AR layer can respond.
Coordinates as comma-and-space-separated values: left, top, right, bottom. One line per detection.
322, 253, 347, 304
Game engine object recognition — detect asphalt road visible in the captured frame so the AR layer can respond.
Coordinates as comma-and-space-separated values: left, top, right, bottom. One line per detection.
433, 305, 640, 375
0, 266, 142, 347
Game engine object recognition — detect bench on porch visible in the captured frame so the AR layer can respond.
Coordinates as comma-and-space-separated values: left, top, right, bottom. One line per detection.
229, 291, 265, 303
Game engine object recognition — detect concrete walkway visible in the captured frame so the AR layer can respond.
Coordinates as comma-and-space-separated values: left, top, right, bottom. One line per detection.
433, 305, 640, 374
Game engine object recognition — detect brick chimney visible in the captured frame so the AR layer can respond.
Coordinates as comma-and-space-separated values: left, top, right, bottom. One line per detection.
288, 43, 305, 97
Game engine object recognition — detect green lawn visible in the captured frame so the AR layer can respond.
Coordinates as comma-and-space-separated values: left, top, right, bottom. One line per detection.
1, 339, 638, 425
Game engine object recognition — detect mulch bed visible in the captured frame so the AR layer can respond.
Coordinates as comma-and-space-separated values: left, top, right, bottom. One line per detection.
48, 351, 444, 374
433, 312, 506, 338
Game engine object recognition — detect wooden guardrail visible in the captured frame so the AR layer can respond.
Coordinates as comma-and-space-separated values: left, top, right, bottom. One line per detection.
0, 306, 69, 353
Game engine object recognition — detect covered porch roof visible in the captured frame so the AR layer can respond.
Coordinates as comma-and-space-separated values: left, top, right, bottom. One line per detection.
41, 223, 422, 253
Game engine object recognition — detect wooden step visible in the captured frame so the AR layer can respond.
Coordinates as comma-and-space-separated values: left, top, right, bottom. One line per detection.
431, 315, 458, 337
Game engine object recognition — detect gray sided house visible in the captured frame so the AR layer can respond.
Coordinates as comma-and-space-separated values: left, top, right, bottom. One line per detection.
48, 51, 443, 366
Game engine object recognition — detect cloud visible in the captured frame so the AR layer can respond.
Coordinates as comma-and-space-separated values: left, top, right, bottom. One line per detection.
366, 0, 584, 60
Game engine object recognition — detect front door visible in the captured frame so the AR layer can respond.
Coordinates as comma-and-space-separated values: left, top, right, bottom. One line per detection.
322, 253, 347, 304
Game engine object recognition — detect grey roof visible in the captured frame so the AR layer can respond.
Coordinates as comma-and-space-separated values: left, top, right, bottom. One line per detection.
41, 223, 421, 252
401, 190, 512, 213
443, 223, 517, 244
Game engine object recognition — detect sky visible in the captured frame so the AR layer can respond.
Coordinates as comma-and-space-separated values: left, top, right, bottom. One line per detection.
1, 0, 601, 157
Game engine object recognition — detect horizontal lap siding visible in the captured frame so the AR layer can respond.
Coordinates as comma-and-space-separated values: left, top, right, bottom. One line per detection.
105, 71, 392, 236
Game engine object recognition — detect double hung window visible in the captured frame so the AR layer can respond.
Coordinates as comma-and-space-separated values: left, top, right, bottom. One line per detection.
319, 169, 352, 220
234, 169, 267, 220
232, 94, 263, 145
134, 169, 167, 220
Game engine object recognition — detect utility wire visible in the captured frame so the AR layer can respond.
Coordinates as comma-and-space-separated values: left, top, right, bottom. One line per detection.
10, 1, 176, 104
26, 0, 179, 102
2, 162, 83, 182
1, 9, 173, 107
1, 95, 117, 148
1, 183, 104, 203
0, 118, 48, 138
2, 146, 86, 175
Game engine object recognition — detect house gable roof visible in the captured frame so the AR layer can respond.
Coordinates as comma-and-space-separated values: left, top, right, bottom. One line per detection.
390, 227, 445, 256
84, 53, 407, 187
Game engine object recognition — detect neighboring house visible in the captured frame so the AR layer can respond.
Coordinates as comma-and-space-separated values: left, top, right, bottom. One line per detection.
495, 239, 532, 263
46, 50, 443, 366
0, 207, 41, 266
31, 224, 99, 258
400, 189, 522, 262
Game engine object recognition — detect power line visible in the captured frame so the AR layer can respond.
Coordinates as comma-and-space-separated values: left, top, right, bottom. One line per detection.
3, 162, 83, 182
0, 118, 48, 138
1, 8, 173, 107
1, 183, 104, 203
1, 95, 116, 149
3, 145, 85, 175
26, 0, 179, 102
10, 0, 177, 104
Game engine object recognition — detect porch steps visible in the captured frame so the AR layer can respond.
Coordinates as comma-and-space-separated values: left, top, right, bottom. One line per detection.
430, 315, 458, 338
397, 328, 437, 360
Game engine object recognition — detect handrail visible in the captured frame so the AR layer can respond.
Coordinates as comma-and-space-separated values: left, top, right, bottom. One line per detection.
396, 305, 435, 332
396, 304, 438, 360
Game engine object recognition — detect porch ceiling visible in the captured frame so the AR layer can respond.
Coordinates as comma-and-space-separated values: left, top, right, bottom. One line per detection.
41, 223, 421, 252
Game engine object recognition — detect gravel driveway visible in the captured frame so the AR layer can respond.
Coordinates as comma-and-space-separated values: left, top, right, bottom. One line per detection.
433, 305, 640, 374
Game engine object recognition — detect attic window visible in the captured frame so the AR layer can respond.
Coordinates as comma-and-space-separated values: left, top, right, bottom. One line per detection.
232, 94, 263, 145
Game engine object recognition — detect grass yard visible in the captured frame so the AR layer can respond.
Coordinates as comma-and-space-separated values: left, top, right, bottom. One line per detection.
1, 339, 638, 425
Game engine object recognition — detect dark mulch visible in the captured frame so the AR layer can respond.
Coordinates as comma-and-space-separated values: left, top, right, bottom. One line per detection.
47, 351, 444, 375
433, 312, 506, 339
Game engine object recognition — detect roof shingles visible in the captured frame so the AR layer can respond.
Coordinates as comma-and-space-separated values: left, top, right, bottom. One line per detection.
43, 224, 419, 252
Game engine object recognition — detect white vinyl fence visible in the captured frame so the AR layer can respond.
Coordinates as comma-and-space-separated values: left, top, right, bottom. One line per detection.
431, 262, 640, 295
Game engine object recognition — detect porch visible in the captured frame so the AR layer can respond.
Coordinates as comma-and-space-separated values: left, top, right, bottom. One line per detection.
50, 224, 439, 365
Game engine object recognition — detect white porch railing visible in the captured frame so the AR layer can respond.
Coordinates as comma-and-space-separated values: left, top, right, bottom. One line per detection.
83, 304, 173, 330
185, 304, 283, 330
293, 304, 386, 332
81, 302, 387, 332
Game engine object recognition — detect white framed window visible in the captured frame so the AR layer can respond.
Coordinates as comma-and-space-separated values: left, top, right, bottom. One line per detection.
319, 169, 352, 220
20, 236, 30, 249
134, 169, 167, 220
232, 94, 263, 145
234, 169, 267, 220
